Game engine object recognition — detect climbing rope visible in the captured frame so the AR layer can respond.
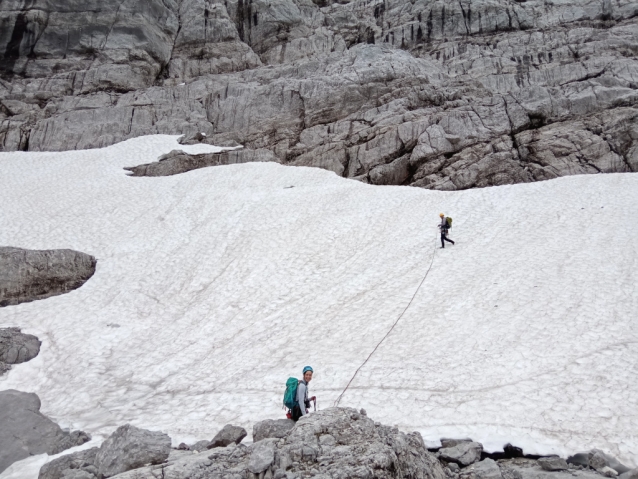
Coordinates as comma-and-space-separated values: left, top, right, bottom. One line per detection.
333, 230, 439, 406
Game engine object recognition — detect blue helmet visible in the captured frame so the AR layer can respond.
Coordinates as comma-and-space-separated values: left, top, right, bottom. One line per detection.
302, 366, 313, 374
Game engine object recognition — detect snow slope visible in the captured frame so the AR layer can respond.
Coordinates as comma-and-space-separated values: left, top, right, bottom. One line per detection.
1, 135, 637, 475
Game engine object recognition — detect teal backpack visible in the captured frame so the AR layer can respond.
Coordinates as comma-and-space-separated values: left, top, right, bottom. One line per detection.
283, 377, 299, 410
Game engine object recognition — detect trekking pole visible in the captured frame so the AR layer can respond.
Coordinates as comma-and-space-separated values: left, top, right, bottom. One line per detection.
313, 398, 317, 412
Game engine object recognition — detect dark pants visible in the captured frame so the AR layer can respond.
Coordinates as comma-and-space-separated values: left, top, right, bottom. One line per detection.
291, 405, 303, 421
441, 230, 454, 248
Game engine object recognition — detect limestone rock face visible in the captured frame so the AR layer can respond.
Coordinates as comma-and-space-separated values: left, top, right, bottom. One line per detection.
0, 390, 90, 474
0, 247, 96, 307
1, 0, 637, 190
93, 424, 171, 478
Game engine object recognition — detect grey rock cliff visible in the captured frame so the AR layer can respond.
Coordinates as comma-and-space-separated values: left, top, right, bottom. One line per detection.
1, 0, 637, 189
0, 390, 90, 474
0, 247, 97, 306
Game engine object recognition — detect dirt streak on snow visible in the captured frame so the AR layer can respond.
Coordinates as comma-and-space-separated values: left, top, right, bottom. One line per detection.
0, 135, 637, 476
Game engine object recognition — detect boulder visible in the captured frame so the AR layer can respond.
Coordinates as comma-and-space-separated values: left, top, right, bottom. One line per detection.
0, 390, 90, 474
439, 441, 484, 467
0, 247, 96, 307
209, 424, 247, 448
0, 327, 41, 376
252, 418, 295, 442
600, 467, 619, 477
619, 468, 638, 479
460, 459, 502, 479
248, 439, 276, 474
538, 456, 569, 471
590, 450, 610, 470
189, 440, 211, 452
93, 424, 171, 478
441, 438, 474, 448
38, 448, 99, 479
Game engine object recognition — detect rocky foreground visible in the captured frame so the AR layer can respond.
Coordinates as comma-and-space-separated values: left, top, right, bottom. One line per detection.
30, 407, 638, 479
1, 0, 637, 189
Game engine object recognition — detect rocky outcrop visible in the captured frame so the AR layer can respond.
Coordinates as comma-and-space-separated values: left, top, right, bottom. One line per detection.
2, 0, 637, 189
124, 147, 277, 176
41, 407, 447, 479
0, 390, 90, 474
0, 327, 41, 376
252, 417, 295, 442
37, 411, 638, 479
93, 424, 171, 478
439, 441, 484, 467
538, 456, 569, 472
38, 448, 100, 479
0, 247, 97, 306
209, 424, 247, 448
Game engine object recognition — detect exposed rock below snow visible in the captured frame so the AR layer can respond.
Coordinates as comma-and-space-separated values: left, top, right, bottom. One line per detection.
0, 390, 90, 474
209, 424, 247, 448
591, 451, 611, 470
252, 418, 295, 442
58, 408, 446, 479
439, 441, 484, 467
248, 438, 276, 474
538, 456, 569, 471
600, 467, 620, 477
124, 148, 277, 177
0, 327, 41, 376
0, 247, 96, 307
461, 458, 503, 479
188, 440, 211, 452
2, 0, 637, 190
93, 424, 171, 478
38, 448, 99, 479
619, 468, 638, 479
498, 458, 619, 479
441, 438, 474, 448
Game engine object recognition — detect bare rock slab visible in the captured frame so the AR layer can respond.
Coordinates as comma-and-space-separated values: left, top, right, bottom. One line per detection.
252, 418, 295, 442
439, 441, 484, 467
0, 247, 96, 307
209, 424, 247, 448
248, 439, 276, 474
0, 327, 41, 376
538, 456, 569, 471
461, 458, 503, 479
38, 448, 99, 479
94, 424, 171, 478
0, 390, 90, 474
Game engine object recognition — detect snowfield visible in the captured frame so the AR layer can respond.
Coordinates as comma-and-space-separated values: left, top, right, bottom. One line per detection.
1, 135, 637, 476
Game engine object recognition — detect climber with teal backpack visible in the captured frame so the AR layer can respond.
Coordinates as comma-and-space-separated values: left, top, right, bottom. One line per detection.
283, 366, 316, 421
439, 213, 455, 248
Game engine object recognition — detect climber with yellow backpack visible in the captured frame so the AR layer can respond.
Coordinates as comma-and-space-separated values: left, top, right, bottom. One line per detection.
439, 213, 455, 248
